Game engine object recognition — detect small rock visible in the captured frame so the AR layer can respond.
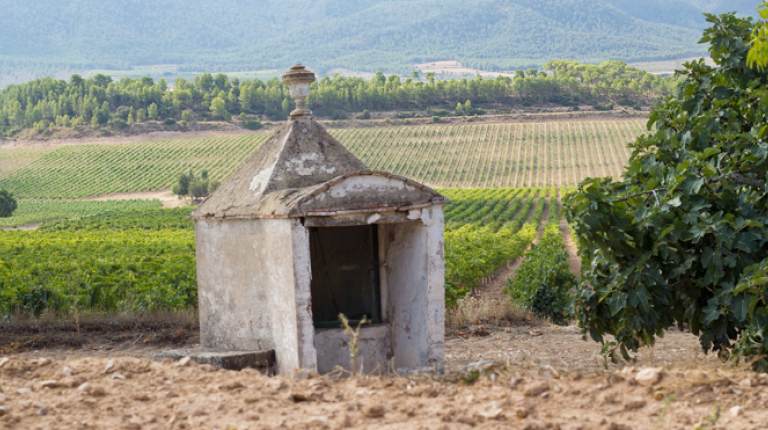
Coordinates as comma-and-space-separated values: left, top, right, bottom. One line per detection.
729, 406, 743, 417
77, 382, 92, 392
132, 394, 151, 402
739, 378, 753, 388
40, 380, 59, 389
62, 366, 75, 377
293, 369, 318, 380
479, 404, 504, 420
0, 405, 6, 416
624, 397, 646, 410
289, 392, 310, 402
220, 381, 244, 390
177, 357, 192, 367
653, 391, 665, 401
0, 358, 10, 368
37, 357, 51, 366
166, 391, 179, 398
61, 377, 83, 388
111, 373, 126, 380
104, 359, 116, 373
200, 364, 215, 372
17, 387, 32, 395
457, 415, 476, 426
36, 408, 48, 415
90, 385, 106, 396
364, 405, 386, 418
515, 406, 531, 418
523, 381, 550, 397
685, 369, 708, 380
529, 329, 543, 337
634, 367, 663, 387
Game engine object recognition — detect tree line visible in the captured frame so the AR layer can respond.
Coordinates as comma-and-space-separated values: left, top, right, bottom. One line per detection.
0, 60, 676, 136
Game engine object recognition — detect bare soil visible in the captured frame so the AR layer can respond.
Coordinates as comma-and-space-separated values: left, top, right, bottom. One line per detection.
84, 191, 193, 209
2, 322, 767, 430
0, 222, 40, 232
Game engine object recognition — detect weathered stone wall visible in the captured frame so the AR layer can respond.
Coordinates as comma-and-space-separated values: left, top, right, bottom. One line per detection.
195, 219, 303, 375
381, 206, 446, 373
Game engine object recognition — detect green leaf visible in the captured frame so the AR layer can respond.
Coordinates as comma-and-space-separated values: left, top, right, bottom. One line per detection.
607, 293, 627, 316
732, 295, 749, 323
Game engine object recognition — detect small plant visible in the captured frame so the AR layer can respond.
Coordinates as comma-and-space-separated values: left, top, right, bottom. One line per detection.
339, 313, 369, 376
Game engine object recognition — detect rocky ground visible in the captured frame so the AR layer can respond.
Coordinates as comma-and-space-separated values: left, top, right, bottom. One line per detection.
2, 323, 768, 430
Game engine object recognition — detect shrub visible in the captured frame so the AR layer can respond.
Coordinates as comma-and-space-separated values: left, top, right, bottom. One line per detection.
0, 189, 18, 217
358, 109, 371, 119
172, 170, 219, 199
591, 102, 614, 111
242, 120, 262, 130
507, 225, 575, 325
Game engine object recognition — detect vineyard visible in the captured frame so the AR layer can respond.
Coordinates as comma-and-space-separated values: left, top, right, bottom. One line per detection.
0, 199, 161, 227
0, 188, 569, 316
0, 119, 646, 198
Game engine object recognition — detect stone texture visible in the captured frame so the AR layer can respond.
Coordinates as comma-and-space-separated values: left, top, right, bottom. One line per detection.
151, 349, 275, 373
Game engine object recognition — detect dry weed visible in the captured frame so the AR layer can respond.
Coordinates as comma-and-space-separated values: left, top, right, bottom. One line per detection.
446, 296, 536, 329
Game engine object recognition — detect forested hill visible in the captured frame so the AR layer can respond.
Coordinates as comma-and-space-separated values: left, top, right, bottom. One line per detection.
0, 0, 758, 81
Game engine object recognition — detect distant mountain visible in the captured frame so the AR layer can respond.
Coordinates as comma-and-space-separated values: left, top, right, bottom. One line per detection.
0, 0, 758, 82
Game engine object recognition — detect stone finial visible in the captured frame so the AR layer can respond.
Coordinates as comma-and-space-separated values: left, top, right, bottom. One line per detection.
282, 64, 316, 118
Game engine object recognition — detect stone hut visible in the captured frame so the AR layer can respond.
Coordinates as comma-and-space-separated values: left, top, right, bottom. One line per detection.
190, 65, 447, 375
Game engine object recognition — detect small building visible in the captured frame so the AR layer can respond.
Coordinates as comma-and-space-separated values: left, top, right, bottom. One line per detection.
190, 65, 448, 375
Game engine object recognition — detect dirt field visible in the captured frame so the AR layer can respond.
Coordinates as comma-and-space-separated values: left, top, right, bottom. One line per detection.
2, 322, 767, 430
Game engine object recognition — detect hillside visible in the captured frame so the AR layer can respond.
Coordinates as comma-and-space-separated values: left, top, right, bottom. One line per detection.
0, 0, 757, 86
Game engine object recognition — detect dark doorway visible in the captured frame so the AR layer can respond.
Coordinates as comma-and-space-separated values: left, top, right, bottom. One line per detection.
309, 225, 381, 327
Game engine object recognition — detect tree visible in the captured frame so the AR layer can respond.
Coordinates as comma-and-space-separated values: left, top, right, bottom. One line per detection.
172, 170, 219, 199
172, 170, 194, 196
0, 189, 18, 218
181, 111, 192, 122
565, 13, 768, 369
748, 2, 768, 70
148, 103, 158, 120
137, 108, 147, 123
209, 97, 230, 119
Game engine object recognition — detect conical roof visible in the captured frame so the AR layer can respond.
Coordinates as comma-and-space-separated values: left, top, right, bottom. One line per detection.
192, 115, 371, 220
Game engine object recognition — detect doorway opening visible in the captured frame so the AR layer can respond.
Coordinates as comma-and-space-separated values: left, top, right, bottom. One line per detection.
309, 225, 381, 328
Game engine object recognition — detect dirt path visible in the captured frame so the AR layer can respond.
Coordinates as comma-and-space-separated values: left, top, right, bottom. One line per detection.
0, 222, 40, 231
560, 220, 582, 277
83, 190, 192, 209
474, 197, 549, 301
1, 128, 256, 149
